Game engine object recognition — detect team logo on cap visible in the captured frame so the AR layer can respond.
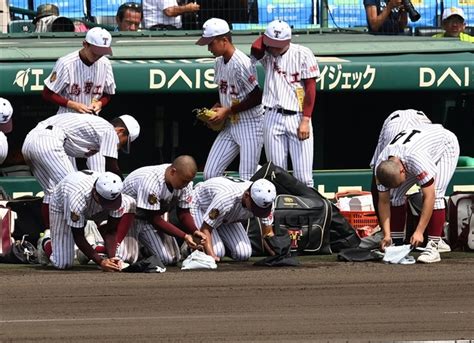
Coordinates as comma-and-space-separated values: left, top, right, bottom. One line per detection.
70, 212, 80, 222
148, 193, 158, 205
273, 30, 282, 38
209, 208, 219, 220
50, 72, 57, 82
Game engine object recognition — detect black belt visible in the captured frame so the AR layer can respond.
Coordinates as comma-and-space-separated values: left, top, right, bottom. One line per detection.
149, 24, 178, 30
264, 106, 297, 115
46, 125, 53, 130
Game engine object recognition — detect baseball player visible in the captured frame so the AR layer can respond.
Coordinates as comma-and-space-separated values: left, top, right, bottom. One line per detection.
42, 27, 115, 115
375, 124, 459, 263
36, 170, 135, 271
0, 98, 13, 165
191, 177, 276, 262
22, 112, 140, 228
195, 18, 264, 181
370, 109, 432, 218
251, 20, 319, 187
116, 155, 207, 265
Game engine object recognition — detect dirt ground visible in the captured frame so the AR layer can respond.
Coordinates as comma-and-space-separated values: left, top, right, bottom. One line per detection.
1, 253, 474, 342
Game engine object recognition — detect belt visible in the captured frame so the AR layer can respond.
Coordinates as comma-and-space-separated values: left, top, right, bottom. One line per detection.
149, 24, 178, 30
264, 106, 297, 115
46, 125, 53, 130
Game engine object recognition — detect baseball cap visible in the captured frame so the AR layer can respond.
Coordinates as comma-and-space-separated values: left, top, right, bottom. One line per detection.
85, 27, 113, 56
0, 98, 13, 133
249, 179, 276, 218
195, 18, 230, 46
95, 172, 123, 210
442, 7, 466, 21
263, 20, 292, 48
119, 114, 140, 154
33, 3, 59, 24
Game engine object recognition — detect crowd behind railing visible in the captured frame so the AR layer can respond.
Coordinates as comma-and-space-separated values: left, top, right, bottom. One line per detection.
1, 0, 473, 38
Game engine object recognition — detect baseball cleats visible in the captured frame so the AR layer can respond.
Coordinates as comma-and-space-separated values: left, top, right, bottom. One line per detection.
435, 239, 451, 253
417, 240, 441, 263
36, 229, 51, 266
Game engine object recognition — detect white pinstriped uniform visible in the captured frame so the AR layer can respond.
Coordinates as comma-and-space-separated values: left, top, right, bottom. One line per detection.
0, 132, 7, 164
375, 124, 459, 209
370, 109, 432, 169
22, 113, 119, 204
44, 50, 116, 115
258, 43, 320, 187
204, 49, 264, 181
143, 0, 182, 28
116, 164, 193, 265
191, 176, 273, 261
48, 170, 134, 270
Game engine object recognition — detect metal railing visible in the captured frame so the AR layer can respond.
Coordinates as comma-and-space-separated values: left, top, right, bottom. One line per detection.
3, 0, 474, 34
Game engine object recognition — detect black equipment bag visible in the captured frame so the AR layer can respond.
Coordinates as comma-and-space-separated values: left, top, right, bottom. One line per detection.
273, 194, 332, 255
6, 196, 44, 245
250, 162, 360, 254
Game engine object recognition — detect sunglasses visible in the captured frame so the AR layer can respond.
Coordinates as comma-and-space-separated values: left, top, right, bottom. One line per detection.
118, 2, 142, 10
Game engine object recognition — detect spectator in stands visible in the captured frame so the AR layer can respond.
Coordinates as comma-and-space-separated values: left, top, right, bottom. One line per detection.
142, 0, 200, 30
364, 0, 408, 34
116, 2, 143, 31
433, 7, 474, 42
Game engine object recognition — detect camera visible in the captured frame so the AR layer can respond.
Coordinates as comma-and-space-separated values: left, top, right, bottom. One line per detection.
402, 0, 421, 22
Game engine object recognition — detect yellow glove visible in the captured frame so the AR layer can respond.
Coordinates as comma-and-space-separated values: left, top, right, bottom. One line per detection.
193, 107, 225, 132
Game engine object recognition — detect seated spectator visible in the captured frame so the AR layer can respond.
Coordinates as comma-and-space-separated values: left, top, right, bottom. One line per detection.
364, 0, 408, 34
142, 0, 200, 30
116, 2, 143, 31
432, 7, 474, 42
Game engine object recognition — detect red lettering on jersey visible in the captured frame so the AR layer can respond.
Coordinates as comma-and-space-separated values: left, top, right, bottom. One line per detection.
84, 82, 93, 94
69, 84, 81, 96
417, 171, 428, 180
290, 72, 300, 83
229, 85, 238, 96
248, 75, 256, 83
92, 85, 102, 95
309, 65, 318, 73
219, 80, 228, 93
273, 62, 281, 73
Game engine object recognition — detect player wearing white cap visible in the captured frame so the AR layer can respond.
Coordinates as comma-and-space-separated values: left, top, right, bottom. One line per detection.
36, 171, 135, 271
196, 18, 264, 181
191, 177, 276, 262
251, 20, 320, 187
22, 113, 140, 229
0, 98, 13, 165
375, 124, 459, 263
433, 7, 474, 42
42, 27, 115, 115
116, 155, 206, 265
370, 109, 432, 218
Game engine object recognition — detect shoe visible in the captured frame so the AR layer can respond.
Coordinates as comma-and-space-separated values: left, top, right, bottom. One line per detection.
36, 230, 51, 266
436, 239, 451, 253
417, 240, 441, 263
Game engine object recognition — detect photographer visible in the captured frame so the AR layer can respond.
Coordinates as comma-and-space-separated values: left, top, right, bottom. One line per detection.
364, 0, 408, 34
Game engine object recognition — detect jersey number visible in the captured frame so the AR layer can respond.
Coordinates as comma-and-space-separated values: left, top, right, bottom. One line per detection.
389, 129, 421, 145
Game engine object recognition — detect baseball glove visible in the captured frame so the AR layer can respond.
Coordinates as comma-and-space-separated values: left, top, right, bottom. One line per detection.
193, 107, 225, 132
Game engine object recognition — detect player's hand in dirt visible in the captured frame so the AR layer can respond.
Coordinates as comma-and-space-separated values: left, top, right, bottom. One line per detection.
99, 257, 121, 272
